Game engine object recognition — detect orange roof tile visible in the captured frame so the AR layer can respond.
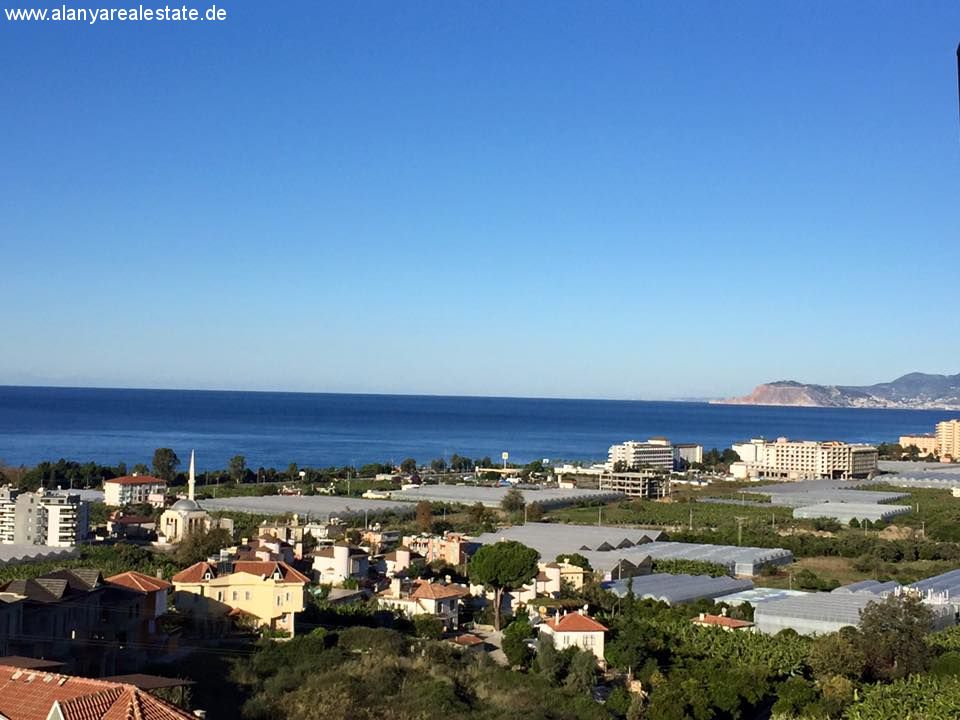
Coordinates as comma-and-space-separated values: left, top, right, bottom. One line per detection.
106, 571, 172, 593
104, 476, 166, 487
409, 582, 469, 601
0, 665, 193, 720
232, 561, 310, 584
692, 614, 754, 629
171, 562, 215, 584
543, 613, 607, 633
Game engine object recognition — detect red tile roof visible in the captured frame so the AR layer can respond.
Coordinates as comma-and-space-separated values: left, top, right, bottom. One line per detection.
172, 560, 309, 585
450, 633, 485, 647
409, 581, 469, 601
106, 571, 172, 593
543, 612, 608, 633
171, 562, 215, 584
692, 614, 754, 629
232, 561, 311, 584
104, 476, 166, 486
0, 665, 193, 720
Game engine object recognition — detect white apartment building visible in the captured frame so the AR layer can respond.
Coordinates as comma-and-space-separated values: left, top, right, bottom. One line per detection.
607, 438, 675, 470
936, 420, 960, 460
103, 475, 167, 506
0, 487, 89, 547
730, 438, 878, 481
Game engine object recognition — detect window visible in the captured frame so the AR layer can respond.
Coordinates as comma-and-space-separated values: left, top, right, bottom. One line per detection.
285, 592, 290, 602
232, 591, 238, 601
276, 596, 281, 606
217, 591, 223, 602
245, 591, 251, 601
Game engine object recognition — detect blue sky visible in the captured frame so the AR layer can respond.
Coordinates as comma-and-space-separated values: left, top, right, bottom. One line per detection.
1, 1, 958, 399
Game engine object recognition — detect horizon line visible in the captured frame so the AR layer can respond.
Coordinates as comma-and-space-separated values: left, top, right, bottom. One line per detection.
0, 382, 720, 405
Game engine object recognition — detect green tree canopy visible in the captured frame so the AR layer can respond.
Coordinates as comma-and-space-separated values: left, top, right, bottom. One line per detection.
228, 455, 247, 483
859, 594, 934, 681
468, 540, 539, 630
500, 487, 526, 515
400, 457, 417, 473
152, 448, 180, 482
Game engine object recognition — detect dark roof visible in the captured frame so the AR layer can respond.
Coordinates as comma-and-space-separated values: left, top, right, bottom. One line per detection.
0, 569, 104, 604
100, 674, 195, 690
0, 657, 64, 670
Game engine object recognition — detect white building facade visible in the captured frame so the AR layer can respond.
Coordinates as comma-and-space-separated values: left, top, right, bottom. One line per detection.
103, 476, 167, 506
0, 487, 88, 547
731, 438, 878, 480
607, 439, 675, 470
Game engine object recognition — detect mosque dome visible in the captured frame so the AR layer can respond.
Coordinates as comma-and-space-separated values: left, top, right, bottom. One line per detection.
171, 498, 201, 512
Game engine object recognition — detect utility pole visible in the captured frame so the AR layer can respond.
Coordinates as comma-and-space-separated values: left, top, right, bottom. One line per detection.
689, 507, 693, 531
598, 506, 602, 527
772, 513, 776, 530
735, 516, 747, 546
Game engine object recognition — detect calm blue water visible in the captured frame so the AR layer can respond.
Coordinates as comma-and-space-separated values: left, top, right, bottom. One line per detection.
0, 386, 957, 470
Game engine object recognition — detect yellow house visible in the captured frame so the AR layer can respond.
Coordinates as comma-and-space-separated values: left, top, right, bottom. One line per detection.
172, 560, 310, 637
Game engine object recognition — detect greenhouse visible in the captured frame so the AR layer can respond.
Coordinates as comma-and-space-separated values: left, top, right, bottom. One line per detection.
473, 522, 663, 557
792, 502, 911, 523
603, 573, 753, 605
755, 591, 955, 635
580, 541, 793, 578
755, 593, 887, 635
910, 569, 960, 609
832, 579, 900, 595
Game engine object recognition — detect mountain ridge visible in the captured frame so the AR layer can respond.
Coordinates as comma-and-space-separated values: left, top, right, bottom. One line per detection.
714, 372, 960, 410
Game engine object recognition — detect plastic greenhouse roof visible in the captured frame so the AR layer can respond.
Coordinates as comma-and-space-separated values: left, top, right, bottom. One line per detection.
792, 502, 911, 522
473, 522, 663, 557
603, 573, 753, 604
578, 541, 793, 574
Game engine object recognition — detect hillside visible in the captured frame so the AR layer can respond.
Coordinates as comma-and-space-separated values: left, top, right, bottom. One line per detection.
714, 373, 960, 410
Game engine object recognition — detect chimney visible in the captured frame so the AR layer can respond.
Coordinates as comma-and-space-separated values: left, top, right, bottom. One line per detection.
721, 607, 728, 617
156, 568, 163, 580
699, 613, 705, 621
444, 575, 451, 584
390, 577, 401, 597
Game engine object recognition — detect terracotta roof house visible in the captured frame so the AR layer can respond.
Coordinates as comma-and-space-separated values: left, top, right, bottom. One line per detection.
173, 560, 309, 638
377, 579, 470, 631
105, 571, 173, 647
691, 612, 754, 631
0, 664, 194, 719
538, 610, 608, 664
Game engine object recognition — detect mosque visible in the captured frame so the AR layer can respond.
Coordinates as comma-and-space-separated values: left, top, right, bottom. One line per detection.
157, 450, 233, 544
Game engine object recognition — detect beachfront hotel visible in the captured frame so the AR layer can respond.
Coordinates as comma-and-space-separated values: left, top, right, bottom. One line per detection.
936, 420, 960, 460
607, 438, 675, 470
730, 438, 878, 481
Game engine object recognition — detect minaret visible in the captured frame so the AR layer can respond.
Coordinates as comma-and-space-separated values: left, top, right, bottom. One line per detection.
188, 450, 196, 501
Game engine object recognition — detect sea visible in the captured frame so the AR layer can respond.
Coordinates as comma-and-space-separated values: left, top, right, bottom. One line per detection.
0, 385, 958, 471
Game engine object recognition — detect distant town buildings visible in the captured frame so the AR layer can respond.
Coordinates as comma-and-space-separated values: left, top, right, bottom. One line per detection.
402, 532, 479, 566
0, 488, 88, 548
103, 475, 166, 507
730, 438, 878, 480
